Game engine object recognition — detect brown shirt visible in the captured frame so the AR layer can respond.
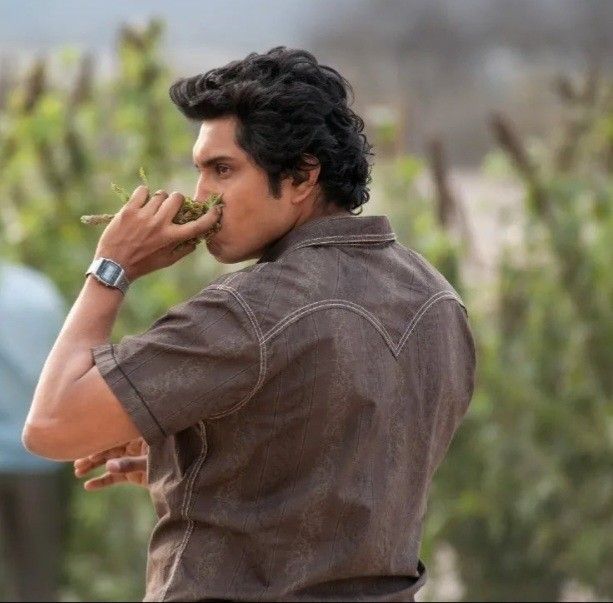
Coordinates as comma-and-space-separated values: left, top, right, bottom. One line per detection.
92, 213, 476, 602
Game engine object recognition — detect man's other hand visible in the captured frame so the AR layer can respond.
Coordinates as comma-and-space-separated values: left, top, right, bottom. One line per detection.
73, 437, 148, 490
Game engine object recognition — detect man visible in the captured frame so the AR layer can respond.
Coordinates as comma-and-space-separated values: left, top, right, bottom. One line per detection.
1, 260, 68, 601
23, 46, 476, 602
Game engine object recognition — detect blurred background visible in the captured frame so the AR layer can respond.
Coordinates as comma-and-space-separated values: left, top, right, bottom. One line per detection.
0, 0, 611, 601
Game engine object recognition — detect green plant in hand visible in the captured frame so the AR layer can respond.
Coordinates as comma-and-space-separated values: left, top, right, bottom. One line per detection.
80, 167, 224, 252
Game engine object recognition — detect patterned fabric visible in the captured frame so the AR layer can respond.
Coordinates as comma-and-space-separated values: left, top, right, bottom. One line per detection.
92, 214, 476, 602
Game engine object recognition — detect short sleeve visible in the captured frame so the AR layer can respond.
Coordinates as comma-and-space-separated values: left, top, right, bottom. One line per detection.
91, 286, 263, 446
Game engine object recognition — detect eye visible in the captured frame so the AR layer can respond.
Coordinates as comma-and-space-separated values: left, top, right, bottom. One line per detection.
216, 164, 231, 176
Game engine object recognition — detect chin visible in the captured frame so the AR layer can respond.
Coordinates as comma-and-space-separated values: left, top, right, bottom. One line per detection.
206, 239, 253, 264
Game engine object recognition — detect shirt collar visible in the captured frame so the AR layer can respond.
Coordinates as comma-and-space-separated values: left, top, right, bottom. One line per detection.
257, 214, 397, 263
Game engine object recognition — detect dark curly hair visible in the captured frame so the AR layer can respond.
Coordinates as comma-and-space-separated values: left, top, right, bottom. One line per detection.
168, 46, 373, 214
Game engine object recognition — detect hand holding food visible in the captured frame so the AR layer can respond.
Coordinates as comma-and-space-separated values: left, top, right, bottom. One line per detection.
80, 168, 224, 280
80, 167, 224, 247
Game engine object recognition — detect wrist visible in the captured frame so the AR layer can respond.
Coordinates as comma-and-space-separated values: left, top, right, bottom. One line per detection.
84, 273, 126, 299
93, 244, 136, 271
86, 256, 132, 294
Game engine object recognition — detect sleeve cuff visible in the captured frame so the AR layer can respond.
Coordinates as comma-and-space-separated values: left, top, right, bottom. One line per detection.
91, 343, 167, 446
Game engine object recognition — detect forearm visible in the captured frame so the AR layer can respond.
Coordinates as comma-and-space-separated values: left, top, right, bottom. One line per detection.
27, 275, 124, 424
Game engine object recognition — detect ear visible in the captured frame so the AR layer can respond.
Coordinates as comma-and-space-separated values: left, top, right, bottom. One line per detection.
290, 154, 321, 203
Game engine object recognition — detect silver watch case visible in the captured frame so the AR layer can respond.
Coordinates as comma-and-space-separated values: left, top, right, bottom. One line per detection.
85, 257, 130, 294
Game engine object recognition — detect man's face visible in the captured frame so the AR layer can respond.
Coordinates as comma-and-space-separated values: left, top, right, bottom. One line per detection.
192, 116, 303, 264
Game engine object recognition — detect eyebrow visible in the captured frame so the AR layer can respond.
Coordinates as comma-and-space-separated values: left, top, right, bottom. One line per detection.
192, 154, 236, 168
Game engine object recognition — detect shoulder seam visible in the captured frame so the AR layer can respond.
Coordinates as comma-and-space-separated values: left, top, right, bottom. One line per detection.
205, 284, 267, 420
396, 291, 465, 355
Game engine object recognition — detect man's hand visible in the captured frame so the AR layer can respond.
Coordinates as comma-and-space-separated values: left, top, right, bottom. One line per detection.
73, 437, 149, 490
94, 186, 223, 281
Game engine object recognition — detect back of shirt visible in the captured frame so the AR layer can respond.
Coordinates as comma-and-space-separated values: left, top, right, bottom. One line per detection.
210, 239, 476, 601
90, 214, 476, 601
0, 260, 66, 473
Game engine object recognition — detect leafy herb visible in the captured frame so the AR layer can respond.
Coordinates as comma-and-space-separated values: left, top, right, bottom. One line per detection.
80, 167, 224, 250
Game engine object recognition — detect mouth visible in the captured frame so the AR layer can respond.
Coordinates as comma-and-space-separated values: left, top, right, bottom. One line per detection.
203, 211, 223, 239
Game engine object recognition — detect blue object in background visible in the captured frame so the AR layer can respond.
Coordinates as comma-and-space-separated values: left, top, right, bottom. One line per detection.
0, 260, 67, 473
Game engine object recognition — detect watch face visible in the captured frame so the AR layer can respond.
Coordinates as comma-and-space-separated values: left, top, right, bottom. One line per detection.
100, 260, 121, 283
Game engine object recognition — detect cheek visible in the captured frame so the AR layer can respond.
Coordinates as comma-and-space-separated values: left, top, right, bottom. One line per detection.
217, 177, 280, 238
218, 203, 265, 251
215, 202, 246, 245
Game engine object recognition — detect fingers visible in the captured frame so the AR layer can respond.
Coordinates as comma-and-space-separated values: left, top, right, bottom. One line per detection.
105, 456, 147, 474
76, 455, 147, 490
159, 191, 186, 222
126, 185, 149, 210
83, 471, 128, 491
126, 437, 148, 457
168, 199, 222, 241
144, 189, 169, 214
73, 445, 128, 476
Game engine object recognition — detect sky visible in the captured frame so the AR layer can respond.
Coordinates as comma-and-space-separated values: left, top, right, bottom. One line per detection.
0, 0, 357, 76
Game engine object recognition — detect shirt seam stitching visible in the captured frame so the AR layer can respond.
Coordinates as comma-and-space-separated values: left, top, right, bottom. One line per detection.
157, 287, 462, 598
287, 233, 396, 251
159, 420, 208, 601
205, 285, 267, 420
260, 291, 464, 358
397, 291, 464, 353
108, 344, 167, 439
158, 288, 265, 598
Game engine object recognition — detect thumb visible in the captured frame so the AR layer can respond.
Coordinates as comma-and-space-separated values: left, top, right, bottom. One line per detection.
181, 204, 222, 240
106, 456, 147, 473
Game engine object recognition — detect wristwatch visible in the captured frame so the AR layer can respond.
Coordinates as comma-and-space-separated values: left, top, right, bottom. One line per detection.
85, 257, 130, 295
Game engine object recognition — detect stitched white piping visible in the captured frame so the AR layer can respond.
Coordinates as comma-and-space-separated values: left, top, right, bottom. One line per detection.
206, 285, 267, 420
160, 420, 208, 601
158, 285, 462, 597
286, 233, 396, 254
261, 291, 463, 358
263, 299, 396, 351
397, 291, 462, 353
159, 285, 265, 600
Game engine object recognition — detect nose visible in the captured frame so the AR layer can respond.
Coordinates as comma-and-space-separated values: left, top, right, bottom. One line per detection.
194, 173, 215, 202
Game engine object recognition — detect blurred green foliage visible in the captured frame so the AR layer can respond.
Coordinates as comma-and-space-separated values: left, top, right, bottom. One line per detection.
0, 20, 230, 602
0, 19, 611, 602
406, 77, 612, 601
